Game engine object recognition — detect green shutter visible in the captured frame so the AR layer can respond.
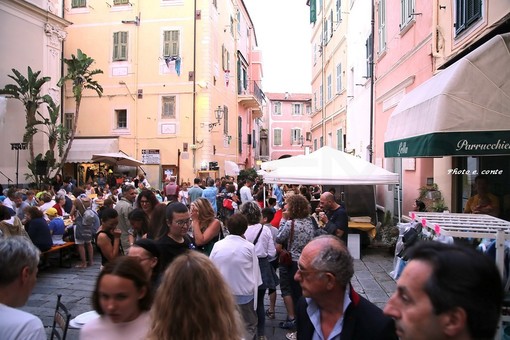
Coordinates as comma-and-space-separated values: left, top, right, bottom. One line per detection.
310, 0, 316, 23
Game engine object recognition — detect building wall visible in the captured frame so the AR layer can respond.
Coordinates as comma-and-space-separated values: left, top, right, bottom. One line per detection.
266, 92, 311, 160
310, 0, 348, 152
345, 0, 372, 160
0, 0, 69, 186
373, 0, 435, 216
63, 0, 262, 184
434, 0, 510, 69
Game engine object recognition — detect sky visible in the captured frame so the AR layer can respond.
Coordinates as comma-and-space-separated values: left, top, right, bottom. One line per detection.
244, 0, 312, 94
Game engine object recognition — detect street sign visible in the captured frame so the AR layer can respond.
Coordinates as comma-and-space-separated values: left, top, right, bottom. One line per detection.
141, 149, 160, 164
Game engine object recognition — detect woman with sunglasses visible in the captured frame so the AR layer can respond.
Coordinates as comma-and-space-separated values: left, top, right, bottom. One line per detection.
154, 202, 194, 272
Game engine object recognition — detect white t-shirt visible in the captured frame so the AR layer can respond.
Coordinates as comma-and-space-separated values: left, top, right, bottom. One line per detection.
239, 185, 253, 203
209, 235, 262, 307
80, 311, 150, 340
0, 303, 46, 340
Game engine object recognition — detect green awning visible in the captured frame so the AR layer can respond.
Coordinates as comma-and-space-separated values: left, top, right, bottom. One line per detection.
384, 131, 510, 157
384, 34, 510, 158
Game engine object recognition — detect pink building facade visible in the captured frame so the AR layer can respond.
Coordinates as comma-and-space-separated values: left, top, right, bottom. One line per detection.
266, 93, 312, 160
374, 0, 434, 216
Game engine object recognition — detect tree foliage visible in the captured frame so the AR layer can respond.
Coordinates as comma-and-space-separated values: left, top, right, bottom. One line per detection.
57, 49, 103, 175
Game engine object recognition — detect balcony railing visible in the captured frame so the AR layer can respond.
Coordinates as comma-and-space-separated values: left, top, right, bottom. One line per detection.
238, 80, 264, 118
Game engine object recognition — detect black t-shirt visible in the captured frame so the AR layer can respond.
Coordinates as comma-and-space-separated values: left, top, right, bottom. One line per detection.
325, 206, 349, 245
157, 234, 193, 271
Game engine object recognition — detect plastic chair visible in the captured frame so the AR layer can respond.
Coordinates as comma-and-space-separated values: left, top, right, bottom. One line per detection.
50, 294, 71, 340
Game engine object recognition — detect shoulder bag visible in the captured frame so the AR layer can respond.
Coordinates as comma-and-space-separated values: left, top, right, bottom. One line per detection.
278, 220, 294, 267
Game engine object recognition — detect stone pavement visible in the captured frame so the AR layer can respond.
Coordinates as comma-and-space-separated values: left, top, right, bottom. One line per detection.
21, 246, 396, 340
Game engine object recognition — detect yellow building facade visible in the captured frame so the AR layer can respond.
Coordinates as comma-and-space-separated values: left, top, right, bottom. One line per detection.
63, 0, 263, 186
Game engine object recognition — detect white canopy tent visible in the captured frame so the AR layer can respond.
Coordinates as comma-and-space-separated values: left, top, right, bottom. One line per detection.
262, 146, 399, 185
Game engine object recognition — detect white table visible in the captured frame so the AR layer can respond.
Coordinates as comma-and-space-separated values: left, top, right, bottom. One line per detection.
410, 212, 510, 276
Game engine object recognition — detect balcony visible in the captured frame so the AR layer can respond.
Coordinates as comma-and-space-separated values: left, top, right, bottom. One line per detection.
238, 80, 264, 118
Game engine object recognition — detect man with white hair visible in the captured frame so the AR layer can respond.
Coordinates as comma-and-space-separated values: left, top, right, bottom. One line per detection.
0, 237, 46, 339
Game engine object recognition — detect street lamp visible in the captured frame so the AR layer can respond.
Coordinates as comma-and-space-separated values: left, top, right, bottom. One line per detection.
207, 105, 225, 132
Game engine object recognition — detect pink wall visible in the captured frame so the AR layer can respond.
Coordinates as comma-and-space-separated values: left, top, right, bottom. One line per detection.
267, 93, 311, 160
374, 0, 434, 215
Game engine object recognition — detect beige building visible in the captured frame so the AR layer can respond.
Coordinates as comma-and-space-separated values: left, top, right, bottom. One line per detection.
0, 0, 70, 187
309, 0, 348, 152
62, 0, 263, 186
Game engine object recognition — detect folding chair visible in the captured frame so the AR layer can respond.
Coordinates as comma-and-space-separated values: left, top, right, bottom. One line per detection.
50, 294, 71, 340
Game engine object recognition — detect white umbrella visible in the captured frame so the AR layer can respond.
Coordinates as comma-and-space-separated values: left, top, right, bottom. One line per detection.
91, 152, 143, 167
224, 160, 240, 176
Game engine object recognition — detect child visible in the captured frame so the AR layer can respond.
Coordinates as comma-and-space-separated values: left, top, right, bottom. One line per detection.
261, 207, 278, 320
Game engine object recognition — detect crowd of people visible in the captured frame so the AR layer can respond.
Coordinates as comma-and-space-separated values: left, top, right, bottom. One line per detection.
0, 172, 505, 340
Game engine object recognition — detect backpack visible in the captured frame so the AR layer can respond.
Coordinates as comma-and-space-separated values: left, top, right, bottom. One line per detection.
75, 198, 98, 242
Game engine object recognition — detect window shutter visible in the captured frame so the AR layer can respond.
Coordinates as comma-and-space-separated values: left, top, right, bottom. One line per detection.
171, 31, 179, 56
113, 32, 119, 60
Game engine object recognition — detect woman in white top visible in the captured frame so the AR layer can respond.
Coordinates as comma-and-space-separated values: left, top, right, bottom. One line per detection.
178, 182, 190, 207
80, 257, 152, 340
239, 201, 277, 340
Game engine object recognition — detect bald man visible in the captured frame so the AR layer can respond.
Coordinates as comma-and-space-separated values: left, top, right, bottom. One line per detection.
294, 235, 397, 339
319, 192, 348, 244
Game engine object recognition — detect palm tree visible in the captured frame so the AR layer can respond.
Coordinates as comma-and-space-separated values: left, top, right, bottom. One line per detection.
34, 98, 70, 178
0, 67, 52, 164
57, 49, 103, 175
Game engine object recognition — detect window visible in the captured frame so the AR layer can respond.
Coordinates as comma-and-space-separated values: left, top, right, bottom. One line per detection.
64, 112, 74, 131
115, 109, 127, 129
366, 34, 373, 78
337, 128, 343, 150
222, 45, 230, 71
237, 10, 241, 33
323, 18, 329, 45
455, 0, 482, 35
336, 0, 341, 23
113, 0, 129, 5
378, 0, 386, 53
327, 74, 332, 100
320, 136, 324, 148
237, 59, 248, 95
273, 102, 282, 115
291, 129, 301, 145
292, 104, 302, 115
336, 63, 342, 93
213, 0, 217, 8
161, 96, 176, 119
163, 30, 180, 57
113, 32, 128, 61
273, 129, 282, 146
230, 16, 235, 36
306, 105, 311, 115
314, 92, 317, 110
400, 0, 414, 28
330, 10, 334, 37
71, 0, 86, 8
223, 106, 229, 135
318, 0, 323, 13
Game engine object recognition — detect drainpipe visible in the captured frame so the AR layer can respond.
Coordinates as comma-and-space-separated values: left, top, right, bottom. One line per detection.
369, 1, 375, 163
192, 0, 197, 173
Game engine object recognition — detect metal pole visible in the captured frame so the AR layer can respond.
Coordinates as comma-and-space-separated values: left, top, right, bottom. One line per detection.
15, 148, 19, 187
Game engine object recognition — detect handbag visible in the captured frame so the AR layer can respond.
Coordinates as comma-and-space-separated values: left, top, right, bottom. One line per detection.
223, 198, 234, 210
279, 220, 295, 267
